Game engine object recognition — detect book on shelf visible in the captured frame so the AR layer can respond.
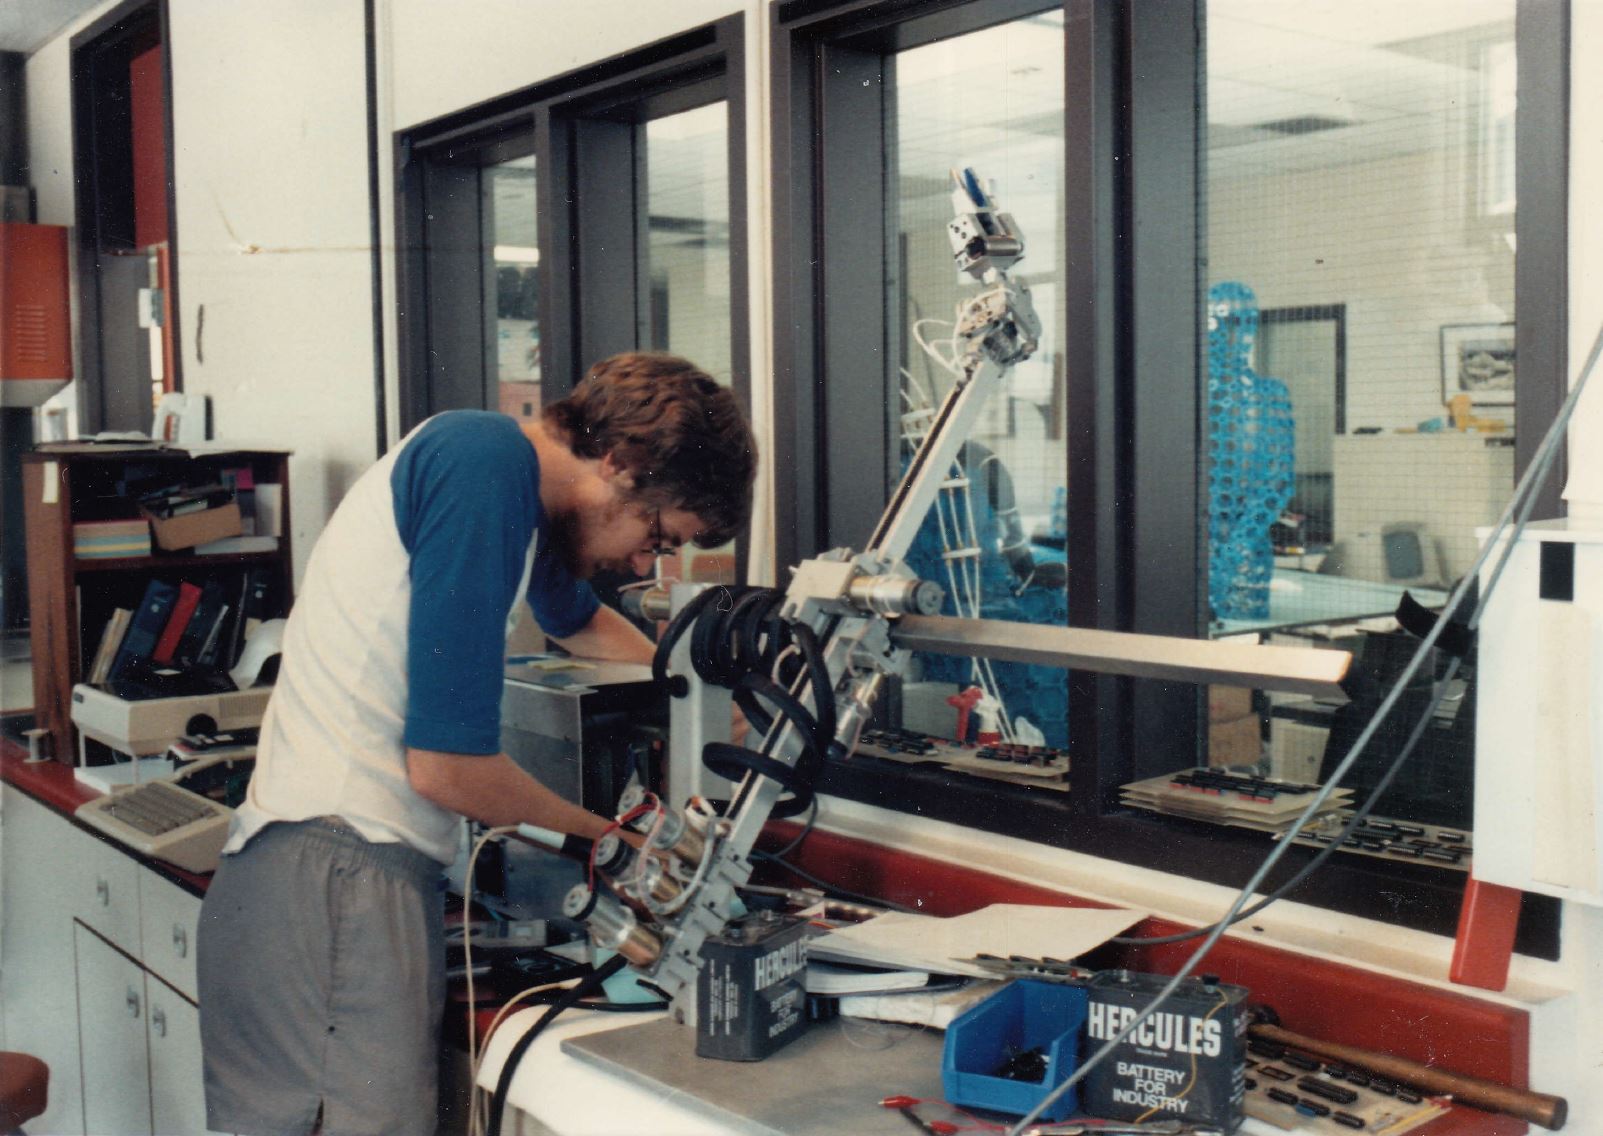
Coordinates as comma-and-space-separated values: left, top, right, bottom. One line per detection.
196, 604, 231, 670
151, 581, 204, 665
88, 608, 134, 684
73, 518, 152, 559
214, 568, 270, 670
175, 579, 229, 669
108, 578, 179, 682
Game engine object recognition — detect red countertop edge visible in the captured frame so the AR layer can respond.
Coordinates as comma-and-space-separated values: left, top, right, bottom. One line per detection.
756, 823, 1535, 1136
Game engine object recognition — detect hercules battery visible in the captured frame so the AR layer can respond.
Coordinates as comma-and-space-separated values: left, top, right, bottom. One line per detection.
1081, 969, 1250, 1132
695, 911, 811, 1061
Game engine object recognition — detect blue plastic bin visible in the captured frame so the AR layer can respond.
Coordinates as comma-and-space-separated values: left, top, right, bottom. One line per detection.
941, 980, 1089, 1122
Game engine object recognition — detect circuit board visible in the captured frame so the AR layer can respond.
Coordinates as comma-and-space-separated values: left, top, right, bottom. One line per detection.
1244, 1040, 1448, 1134
855, 729, 1070, 789
1282, 812, 1472, 871
1121, 768, 1353, 833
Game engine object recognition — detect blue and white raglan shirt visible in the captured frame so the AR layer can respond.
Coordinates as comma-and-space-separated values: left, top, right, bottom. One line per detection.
224, 411, 601, 865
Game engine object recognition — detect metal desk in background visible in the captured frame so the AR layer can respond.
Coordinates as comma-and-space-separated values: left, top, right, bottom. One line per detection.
1212, 570, 1448, 639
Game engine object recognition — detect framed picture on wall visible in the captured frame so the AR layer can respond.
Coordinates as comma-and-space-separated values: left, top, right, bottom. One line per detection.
1440, 322, 1516, 406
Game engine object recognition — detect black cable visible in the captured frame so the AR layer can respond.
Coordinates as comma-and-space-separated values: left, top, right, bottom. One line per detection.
768, 795, 819, 859
485, 952, 629, 1136
749, 849, 922, 914
652, 584, 839, 820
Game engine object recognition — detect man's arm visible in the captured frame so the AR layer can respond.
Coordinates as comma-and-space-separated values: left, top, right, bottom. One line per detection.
407, 747, 620, 840
552, 596, 751, 744
549, 601, 656, 664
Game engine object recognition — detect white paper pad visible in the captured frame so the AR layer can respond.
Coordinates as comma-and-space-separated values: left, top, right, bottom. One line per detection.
809, 903, 1146, 978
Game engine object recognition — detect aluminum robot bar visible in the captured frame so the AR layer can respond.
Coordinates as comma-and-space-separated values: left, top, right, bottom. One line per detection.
890, 615, 1351, 699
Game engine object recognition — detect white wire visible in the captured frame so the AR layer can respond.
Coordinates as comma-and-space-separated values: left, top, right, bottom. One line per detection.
913, 318, 962, 377
464, 823, 519, 1136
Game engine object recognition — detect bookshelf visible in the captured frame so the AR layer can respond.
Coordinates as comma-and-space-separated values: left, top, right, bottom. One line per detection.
21, 445, 294, 763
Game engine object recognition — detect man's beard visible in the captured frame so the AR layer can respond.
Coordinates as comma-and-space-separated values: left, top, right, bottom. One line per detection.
547, 494, 634, 579
546, 507, 588, 577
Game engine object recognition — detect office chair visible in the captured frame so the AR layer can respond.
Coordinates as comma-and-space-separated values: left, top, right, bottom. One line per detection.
0, 1051, 48, 1134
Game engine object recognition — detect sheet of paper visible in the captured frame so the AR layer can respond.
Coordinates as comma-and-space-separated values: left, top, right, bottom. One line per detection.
810, 903, 1146, 977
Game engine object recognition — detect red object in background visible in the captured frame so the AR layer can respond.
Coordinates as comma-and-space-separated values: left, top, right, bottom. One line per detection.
1451, 877, 1523, 992
0, 223, 73, 407
130, 43, 169, 251
946, 686, 985, 744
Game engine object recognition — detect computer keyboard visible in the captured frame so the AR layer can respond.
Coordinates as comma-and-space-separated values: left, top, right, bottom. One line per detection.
76, 778, 231, 873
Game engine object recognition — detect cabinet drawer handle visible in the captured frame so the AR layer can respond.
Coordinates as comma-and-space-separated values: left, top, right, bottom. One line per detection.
152, 1006, 167, 1037
96, 878, 110, 906
126, 987, 141, 1019
172, 924, 188, 958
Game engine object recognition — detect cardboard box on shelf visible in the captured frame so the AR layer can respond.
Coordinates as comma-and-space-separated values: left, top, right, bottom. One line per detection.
143, 501, 243, 551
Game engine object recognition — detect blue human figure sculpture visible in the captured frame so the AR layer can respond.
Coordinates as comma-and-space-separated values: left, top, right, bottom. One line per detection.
1207, 282, 1295, 621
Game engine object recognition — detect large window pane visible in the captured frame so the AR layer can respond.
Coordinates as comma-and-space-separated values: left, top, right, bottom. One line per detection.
641, 102, 736, 586
646, 103, 731, 384
1202, 2, 1517, 834
889, 12, 1067, 748
488, 154, 541, 425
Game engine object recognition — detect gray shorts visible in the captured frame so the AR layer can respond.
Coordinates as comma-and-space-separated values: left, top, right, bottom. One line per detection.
197, 817, 446, 1136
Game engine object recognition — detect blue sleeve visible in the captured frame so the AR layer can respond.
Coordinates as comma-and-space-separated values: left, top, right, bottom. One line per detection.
526, 543, 601, 640
392, 412, 539, 755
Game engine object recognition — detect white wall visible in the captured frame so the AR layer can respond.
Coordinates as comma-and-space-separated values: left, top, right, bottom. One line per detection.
166, 0, 378, 576
384, 0, 742, 133
1211, 150, 1515, 433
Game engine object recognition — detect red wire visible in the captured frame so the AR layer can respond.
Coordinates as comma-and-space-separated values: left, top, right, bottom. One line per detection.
588, 802, 657, 891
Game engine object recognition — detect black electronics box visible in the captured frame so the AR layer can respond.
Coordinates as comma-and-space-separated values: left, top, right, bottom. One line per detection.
695, 912, 810, 1061
1081, 969, 1250, 1132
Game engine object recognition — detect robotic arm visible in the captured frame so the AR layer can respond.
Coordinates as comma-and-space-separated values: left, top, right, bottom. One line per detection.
549, 169, 1349, 1007
545, 169, 1041, 1000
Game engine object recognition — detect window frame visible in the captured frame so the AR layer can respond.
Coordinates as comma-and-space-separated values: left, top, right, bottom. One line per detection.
770, 0, 1568, 956
393, 15, 749, 426
69, 0, 180, 435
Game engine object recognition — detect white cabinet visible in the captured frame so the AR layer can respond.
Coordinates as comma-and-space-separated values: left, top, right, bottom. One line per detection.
75, 924, 155, 1136
1, 786, 210, 1135
74, 918, 210, 1136
0, 785, 87, 1135
148, 979, 209, 1135
142, 870, 203, 1001
69, 820, 144, 953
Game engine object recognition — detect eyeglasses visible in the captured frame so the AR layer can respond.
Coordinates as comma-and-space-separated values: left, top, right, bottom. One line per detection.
645, 508, 683, 558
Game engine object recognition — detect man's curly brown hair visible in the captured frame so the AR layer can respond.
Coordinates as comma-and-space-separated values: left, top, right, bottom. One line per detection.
542, 352, 757, 547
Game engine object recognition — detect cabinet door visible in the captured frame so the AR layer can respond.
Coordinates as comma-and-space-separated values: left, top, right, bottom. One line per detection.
0, 787, 87, 1135
74, 923, 154, 1136
69, 822, 144, 954
147, 982, 210, 1135
140, 870, 203, 1000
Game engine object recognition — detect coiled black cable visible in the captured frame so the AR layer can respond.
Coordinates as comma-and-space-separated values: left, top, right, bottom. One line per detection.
651, 585, 837, 818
